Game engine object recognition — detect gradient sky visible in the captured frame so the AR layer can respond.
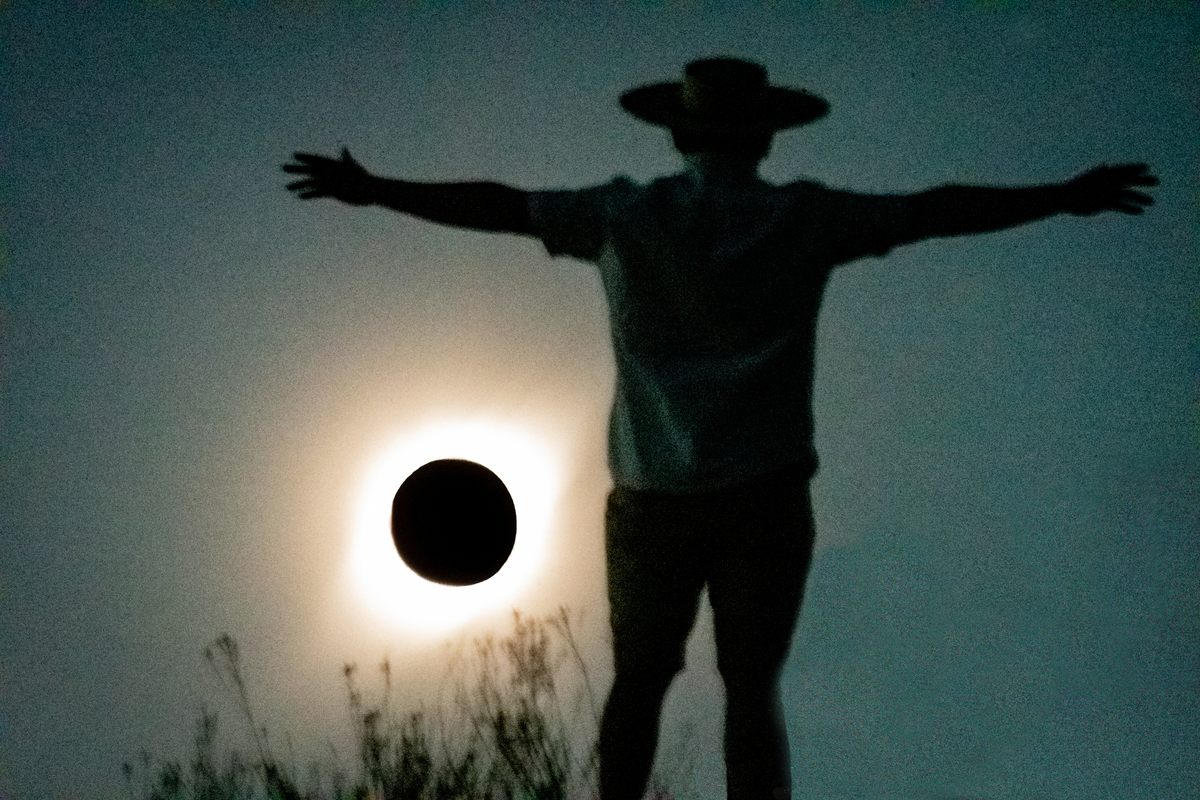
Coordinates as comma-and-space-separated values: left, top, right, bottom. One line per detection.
2, 3, 1198, 799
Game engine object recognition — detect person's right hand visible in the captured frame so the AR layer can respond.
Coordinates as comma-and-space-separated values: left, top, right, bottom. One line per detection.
282, 147, 377, 206
1061, 162, 1158, 216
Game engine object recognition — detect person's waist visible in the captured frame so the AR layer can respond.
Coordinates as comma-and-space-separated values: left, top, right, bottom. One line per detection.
609, 451, 817, 502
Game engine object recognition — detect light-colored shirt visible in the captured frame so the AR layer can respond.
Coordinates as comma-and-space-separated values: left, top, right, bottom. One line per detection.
529, 165, 915, 491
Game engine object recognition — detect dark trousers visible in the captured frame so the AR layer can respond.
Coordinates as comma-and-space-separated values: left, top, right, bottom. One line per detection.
599, 466, 817, 800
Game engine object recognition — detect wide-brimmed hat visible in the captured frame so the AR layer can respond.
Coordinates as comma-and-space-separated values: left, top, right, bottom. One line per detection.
620, 57, 829, 135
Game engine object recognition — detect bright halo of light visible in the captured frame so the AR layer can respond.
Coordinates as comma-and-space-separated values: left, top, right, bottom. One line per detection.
348, 417, 562, 634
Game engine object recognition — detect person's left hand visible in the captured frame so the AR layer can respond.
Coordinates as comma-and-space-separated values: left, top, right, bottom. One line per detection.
1061, 162, 1158, 216
282, 147, 377, 206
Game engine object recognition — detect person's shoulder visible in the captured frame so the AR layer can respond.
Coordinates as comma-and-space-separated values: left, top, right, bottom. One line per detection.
583, 174, 645, 203
760, 177, 838, 213
778, 176, 833, 194
586, 172, 689, 210
533, 174, 642, 195
600, 174, 642, 190
781, 177, 911, 203
528, 174, 641, 215
618, 171, 693, 195
776, 178, 900, 210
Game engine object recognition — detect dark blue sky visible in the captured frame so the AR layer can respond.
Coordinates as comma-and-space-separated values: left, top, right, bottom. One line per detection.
2, 3, 1197, 798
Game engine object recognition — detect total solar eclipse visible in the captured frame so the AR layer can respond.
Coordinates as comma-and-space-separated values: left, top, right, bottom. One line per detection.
390, 459, 517, 586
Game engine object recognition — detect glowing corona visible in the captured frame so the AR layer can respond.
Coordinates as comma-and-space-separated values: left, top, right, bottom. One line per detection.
348, 417, 561, 633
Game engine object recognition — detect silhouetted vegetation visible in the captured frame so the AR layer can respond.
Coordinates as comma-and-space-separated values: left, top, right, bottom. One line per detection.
124, 607, 680, 800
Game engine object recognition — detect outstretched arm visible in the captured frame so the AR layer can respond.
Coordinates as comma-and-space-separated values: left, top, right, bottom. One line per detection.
906, 163, 1157, 240
282, 148, 533, 236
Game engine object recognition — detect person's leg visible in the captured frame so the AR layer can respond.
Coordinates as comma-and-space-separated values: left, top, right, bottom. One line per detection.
599, 488, 707, 800
707, 474, 816, 800
721, 671, 792, 800
598, 666, 677, 800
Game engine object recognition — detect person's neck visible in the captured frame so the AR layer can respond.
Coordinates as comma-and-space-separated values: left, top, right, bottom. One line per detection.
682, 152, 761, 183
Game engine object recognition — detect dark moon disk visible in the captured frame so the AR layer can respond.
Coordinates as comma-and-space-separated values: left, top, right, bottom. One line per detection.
390, 459, 517, 586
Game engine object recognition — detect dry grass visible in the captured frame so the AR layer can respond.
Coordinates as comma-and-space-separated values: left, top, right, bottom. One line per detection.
123, 607, 680, 800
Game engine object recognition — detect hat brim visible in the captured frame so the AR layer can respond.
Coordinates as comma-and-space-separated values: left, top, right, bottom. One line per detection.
619, 82, 830, 133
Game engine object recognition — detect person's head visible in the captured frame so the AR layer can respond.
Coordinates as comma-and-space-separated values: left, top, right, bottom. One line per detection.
669, 125, 774, 165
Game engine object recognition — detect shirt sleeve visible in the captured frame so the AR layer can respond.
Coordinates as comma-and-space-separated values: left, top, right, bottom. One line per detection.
791, 181, 918, 262
527, 177, 637, 262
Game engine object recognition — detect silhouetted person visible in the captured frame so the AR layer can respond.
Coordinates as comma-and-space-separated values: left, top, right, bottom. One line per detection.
283, 58, 1157, 800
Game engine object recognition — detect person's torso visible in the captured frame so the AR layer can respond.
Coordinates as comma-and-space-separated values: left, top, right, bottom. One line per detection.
594, 169, 831, 490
